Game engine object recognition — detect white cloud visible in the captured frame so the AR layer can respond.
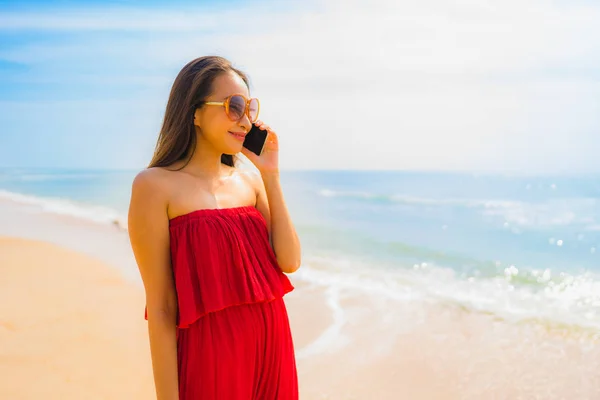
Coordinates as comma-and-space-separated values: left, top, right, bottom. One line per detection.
0, 7, 243, 32
1, 0, 599, 172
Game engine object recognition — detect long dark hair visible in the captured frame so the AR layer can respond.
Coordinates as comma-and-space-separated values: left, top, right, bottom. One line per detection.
148, 56, 250, 169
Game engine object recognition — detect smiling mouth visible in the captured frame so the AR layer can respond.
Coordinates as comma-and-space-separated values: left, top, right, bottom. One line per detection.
229, 131, 246, 140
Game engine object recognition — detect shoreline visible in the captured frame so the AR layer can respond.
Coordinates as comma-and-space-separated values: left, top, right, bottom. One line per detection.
4, 188, 600, 333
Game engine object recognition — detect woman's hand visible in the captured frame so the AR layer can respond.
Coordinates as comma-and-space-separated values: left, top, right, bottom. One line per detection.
241, 120, 279, 175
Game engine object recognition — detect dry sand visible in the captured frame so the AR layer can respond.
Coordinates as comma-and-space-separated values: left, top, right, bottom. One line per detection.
0, 236, 154, 399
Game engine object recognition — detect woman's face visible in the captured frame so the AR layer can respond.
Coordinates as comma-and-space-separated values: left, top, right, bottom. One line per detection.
194, 71, 253, 155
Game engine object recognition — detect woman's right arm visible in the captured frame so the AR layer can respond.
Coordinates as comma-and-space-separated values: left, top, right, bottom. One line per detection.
128, 169, 179, 400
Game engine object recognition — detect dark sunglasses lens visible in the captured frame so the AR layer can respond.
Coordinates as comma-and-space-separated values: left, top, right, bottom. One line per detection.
228, 95, 246, 121
248, 98, 259, 122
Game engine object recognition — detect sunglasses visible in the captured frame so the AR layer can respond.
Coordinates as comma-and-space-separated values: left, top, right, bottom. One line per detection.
204, 94, 260, 123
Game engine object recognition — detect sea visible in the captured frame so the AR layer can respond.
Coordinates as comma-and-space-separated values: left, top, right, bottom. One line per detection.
2, 167, 599, 333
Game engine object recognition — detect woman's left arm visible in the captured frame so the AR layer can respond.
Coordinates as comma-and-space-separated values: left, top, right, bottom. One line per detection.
242, 121, 302, 274
254, 171, 301, 273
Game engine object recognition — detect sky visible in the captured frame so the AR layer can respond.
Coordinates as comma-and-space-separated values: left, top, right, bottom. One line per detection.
0, 0, 599, 173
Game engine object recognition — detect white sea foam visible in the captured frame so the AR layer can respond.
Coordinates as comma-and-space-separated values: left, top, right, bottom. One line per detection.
295, 286, 350, 359
296, 254, 600, 332
0, 189, 127, 229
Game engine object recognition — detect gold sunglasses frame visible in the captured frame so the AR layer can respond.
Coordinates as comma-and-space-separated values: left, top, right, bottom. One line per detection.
204, 94, 260, 123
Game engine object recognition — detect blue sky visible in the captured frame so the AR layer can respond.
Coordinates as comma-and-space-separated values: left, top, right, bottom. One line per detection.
1, 0, 599, 173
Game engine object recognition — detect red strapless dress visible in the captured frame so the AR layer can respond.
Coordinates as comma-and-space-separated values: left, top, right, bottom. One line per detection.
144, 205, 298, 399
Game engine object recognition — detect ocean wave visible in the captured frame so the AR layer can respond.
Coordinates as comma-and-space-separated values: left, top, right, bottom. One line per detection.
317, 189, 599, 229
296, 253, 600, 332
318, 188, 519, 207
0, 172, 108, 182
0, 189, 127, 229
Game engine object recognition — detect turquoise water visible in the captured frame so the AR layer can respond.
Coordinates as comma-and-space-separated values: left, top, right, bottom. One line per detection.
2, 167, 599, 329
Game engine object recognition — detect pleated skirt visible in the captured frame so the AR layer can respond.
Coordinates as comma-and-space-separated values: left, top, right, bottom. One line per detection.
177, 297, 298, 400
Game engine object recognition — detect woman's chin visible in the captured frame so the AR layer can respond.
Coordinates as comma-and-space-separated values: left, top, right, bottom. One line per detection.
221, 146, 242, 156
228, 143, 245, 155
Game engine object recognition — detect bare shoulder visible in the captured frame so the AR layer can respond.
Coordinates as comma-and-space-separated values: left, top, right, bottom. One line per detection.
132, 166, 170, 184
131, 167, 173, 199
129, 167, 178, 221
237, 168, 264, 193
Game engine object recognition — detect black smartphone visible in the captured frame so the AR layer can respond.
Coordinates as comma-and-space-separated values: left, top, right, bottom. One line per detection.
243, 123, 268, 156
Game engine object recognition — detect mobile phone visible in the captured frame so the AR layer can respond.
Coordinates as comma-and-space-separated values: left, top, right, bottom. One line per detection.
243, 123, 268, 156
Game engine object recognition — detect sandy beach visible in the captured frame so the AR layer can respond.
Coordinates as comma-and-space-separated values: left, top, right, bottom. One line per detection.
0, 236, 154, 400
2, 197, 600, 399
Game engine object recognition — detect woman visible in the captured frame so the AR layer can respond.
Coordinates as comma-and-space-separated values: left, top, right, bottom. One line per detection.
127, 55, 301, 400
